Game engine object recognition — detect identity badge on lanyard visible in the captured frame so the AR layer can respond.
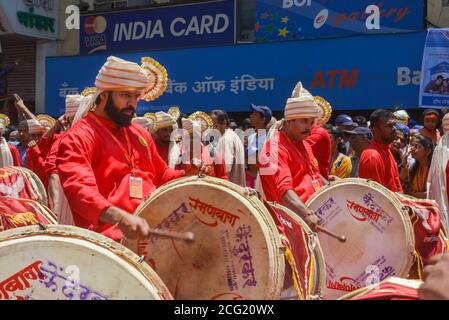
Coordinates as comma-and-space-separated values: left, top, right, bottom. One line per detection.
130, 174, 143, 199
312, 179, 321, 192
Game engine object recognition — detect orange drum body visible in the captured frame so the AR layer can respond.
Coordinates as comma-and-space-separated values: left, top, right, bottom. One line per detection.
306, 179, 415, 299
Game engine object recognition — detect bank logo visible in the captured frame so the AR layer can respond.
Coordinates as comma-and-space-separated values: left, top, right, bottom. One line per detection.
314, 9, 328, 29
83, 16, 107, 54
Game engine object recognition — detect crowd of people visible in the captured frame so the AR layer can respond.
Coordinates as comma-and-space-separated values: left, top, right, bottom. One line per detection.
1, 55, 449, 299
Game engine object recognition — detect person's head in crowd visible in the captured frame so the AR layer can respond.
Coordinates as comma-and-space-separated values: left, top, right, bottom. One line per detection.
443, 113, 449, 135
8, 130, 18, 142
335, 114, 356, 132
249, 104, 272, 130
345, 127, 373, 157
24, 119, 45, 143
369, 109, 397, 145
391, 123, 410, 160
229, 121, 238, 131
283, 82, 320, 142
422, 109, 441, 132
410, 135, 434, 164
17, 120, 31, 146
241, 118, 252, 131
326, 126, 344, 157
393, 110, 410, 126
353, 116, 368, 128
151, 112, 177, 147
210, 109, 230, 135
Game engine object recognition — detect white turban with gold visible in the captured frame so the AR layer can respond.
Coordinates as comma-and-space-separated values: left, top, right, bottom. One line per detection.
284, 82, 320, 121
156, 111, 177, 129
73, 56, 168, 124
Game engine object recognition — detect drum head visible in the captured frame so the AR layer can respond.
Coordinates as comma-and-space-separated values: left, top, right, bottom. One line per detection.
0, 225, 172, 300
306, 178, 415, 300
123, 176, 285, 300
269, 202, 326, 299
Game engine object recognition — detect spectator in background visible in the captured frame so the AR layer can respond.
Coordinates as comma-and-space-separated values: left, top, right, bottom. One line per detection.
240, 118, 252, 131
246, 104, 272, 188
335, 114, 356, 155
8, 130, 19, 145
327, 126, 352, 179
353, 115, 368, 128
420, 109, 441, 144
391, 123, 410, 167
345, 127, 372, 178
400, 135, 434, 199
359, 109, 403, 192
393, 110, 410, 126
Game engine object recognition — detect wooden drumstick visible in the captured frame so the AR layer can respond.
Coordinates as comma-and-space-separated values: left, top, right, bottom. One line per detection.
316, 225, 346, 243
148, 229, 195, 243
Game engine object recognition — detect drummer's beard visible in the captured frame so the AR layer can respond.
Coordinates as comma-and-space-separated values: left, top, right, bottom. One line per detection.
104, 93, 135, 128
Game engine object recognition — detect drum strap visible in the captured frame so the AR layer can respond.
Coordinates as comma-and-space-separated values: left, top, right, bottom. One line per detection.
413, 250, 423, 280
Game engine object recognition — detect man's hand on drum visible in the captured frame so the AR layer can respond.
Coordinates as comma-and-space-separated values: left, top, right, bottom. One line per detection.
303, 209, 319, 232
418, 254, 449, 300
100, 206, 151, 240
184, 158, 210, 176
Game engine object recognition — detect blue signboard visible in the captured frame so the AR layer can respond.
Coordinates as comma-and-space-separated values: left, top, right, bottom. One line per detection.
80, 0, 235, 55
255, 0, 425, 42
47, 32, 425, 116
419, 28, 449, 109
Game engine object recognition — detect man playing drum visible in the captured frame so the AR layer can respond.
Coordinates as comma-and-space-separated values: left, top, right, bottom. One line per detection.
359, 109, 403, 193
259, 82, 321, 230
57, 56, 203, 242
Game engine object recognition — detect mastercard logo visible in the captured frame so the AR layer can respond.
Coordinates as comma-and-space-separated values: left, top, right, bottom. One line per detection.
84, 16, 107, 35
314, 9, 328, 29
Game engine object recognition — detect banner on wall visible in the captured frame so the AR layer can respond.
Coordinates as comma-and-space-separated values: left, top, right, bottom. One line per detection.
419, 28, 449, 109
47, 32, 426, 116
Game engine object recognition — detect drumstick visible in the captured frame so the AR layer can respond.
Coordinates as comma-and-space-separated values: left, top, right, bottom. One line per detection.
316, 225, 346, 243
148, 229, 195, 243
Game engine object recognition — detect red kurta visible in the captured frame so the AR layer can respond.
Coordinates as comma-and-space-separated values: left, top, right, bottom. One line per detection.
259, 131, 322, 204
359, 140, 403, 192
176, 144, 228, 180
155, 144, 169, 164
45, 134, 63, 178
57, 112, 184, 241
305, 125, 331, 179
9, 145, 21, 167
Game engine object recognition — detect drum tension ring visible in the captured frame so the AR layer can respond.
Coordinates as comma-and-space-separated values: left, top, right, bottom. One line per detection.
138, 255, 145, 263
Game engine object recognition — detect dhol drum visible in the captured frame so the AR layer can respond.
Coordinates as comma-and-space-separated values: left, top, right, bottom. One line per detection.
123, 176, 317, 300
0, 166, 48, 206
339, 277, 422, 300
0, 225, 172, 300
306, 178, 415, 300
0, 196, 56, 230
268, 202, 326, 300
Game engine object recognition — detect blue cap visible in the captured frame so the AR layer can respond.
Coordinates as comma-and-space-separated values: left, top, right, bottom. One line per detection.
250, 104, 272, 123
335, 114, 354, 127
413, 125, 424, 130
395, 123, 410, 138
344, 127, 373, 139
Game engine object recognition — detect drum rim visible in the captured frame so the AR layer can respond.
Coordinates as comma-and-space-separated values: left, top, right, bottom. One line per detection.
0, 225, 173, 300
337, 276, 423, 300
129, 175, 286, 300
269, 202, 327, 300
306, 178, 416, 294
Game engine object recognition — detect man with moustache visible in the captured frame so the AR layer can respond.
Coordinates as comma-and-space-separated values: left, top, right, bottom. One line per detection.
56, 56, 202, 242
359, 109, 403, 192
259, 82, 321, 230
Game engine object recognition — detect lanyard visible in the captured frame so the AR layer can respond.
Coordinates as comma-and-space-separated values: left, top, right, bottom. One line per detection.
93, 117, 135, 172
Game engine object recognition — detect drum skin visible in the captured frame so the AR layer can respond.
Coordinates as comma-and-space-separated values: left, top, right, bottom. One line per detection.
0, 225, 172, 300
123, 176, 285, 300
306, 178, 415, 300
269, 202, 326, 300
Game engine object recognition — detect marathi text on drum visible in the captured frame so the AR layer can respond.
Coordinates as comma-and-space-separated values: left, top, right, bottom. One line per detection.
233, 225, 257, 288
326, 277, 362, 292
314, 197, 337, 217
189, 197, 240, 227
148, 202, 190, 244
0, 261, 44, 300
347, 200, 383, 222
